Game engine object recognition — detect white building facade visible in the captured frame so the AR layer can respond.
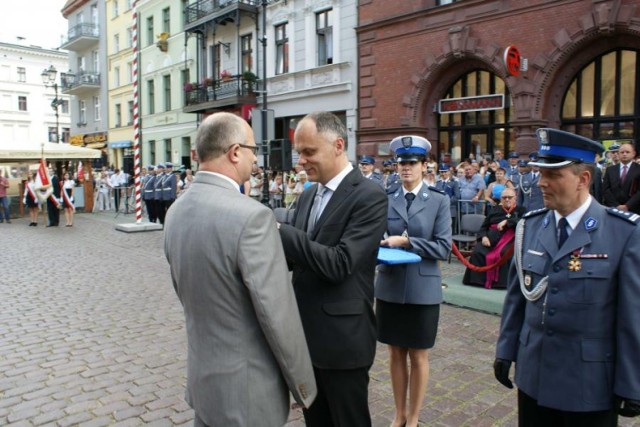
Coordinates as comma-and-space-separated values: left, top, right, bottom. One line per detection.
0, 42, 71, 146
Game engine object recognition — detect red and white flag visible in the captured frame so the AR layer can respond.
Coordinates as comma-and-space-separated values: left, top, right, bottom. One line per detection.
34, 159, 60, 208
77, 161, 84, 182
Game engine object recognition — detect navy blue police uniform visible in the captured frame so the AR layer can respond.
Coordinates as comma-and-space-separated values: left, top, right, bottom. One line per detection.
495, 128, 640, 426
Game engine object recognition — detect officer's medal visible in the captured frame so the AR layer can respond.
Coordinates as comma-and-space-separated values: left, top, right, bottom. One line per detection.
568, 249, 582, 272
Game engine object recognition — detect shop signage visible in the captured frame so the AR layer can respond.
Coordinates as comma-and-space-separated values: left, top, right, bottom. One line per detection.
70, 135, 84, 146
438, 94, 504, 114
84, 132, 108, 144
504, 45, 522, 76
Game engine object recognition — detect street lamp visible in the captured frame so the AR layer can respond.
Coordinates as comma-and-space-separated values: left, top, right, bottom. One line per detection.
41, 65, 64, 143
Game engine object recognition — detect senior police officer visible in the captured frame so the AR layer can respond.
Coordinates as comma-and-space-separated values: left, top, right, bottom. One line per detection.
506, 151, 520, 182
384, 159, 402, 194
359, 155, 385, 188
154, 163, 166, 225
142, 164, 157, 223
494, 128, 640, 426
162, 162, 178, 216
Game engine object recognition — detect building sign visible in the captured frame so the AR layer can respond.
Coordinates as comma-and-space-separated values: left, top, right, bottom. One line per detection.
109, 140, 133, 149
504, 45, 522, 76
70, 135, 84, 146
84, 132, 108, 144
438, 94, 505, 114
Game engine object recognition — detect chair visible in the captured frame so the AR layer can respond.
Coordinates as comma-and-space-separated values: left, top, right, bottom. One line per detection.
449, 213, 486, 263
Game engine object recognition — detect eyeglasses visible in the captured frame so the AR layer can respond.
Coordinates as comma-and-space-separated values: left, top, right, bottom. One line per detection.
226, 143, 259, 155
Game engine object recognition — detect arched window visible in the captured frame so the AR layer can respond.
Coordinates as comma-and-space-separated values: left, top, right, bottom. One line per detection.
438, 70, 512, 164
561, 49, 639, 143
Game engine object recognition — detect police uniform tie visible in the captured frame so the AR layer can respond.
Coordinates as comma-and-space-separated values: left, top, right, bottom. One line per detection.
557, 217, 569, 247
307, 186, 326, 235
405, 192, 416, 213
621, 164, 628, 184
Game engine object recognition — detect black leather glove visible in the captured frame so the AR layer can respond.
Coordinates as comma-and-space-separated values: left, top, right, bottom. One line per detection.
493, 358, 513, 389
617, 396, 640, 417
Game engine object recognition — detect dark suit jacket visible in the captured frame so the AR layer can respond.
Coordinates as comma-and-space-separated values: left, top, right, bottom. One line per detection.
602, 162, 640, 212
279, 167, 388, 370
589, 167, 603, 204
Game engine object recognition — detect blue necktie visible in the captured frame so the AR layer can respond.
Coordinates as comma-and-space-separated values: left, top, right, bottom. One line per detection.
557, 217, 569, 247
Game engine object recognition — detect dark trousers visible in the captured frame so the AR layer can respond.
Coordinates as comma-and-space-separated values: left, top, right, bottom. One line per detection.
47, 199, 60, 226
518, 390, 618, 427
145, 199, 156, 223
303, 366, 371, 427
156, 200, 166, 224
113, 187, 120, 212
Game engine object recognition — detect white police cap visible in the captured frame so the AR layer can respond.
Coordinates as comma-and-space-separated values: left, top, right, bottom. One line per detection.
389, 135, 432, 163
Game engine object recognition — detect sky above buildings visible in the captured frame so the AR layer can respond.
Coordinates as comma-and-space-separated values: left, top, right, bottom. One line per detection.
0, 0, 68, 49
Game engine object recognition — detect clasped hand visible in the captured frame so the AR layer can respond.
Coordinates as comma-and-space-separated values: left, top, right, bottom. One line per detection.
381, 235, 410, 249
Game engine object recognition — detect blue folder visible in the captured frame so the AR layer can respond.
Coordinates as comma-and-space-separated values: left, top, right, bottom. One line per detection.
377, 247, 422, 265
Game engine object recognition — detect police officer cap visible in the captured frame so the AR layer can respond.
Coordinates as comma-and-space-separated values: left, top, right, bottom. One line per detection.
165, 162, 173, 168
528, 128, 604, 169
608, 143, 621, 152
438, 163, 450, 172
517, 159, 529, 167
507, 151, 519, 159
359, 155, 375, 165
156, 163, 165, 169
528, 152, 538, 161
382, 160, 392, 167
147, 165, 155, 171
389, 135, 432, 163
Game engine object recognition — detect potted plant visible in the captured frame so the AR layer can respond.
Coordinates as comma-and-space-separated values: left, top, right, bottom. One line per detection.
202, 77, 214, 87
242, 71, 257, 93
220, 70, 232, 81
183, 82, 195, 92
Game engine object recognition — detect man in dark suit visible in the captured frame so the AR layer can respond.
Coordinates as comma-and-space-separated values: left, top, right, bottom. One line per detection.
602, 142, 640, 213
278, 111, 388, 426
47, 170, 61, 227
495, 129, 640, 426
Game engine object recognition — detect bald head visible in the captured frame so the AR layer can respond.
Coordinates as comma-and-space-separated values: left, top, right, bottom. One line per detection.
196, 112, 249, 162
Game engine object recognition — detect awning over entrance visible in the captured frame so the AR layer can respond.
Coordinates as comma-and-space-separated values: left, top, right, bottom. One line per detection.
0, 141, 102, 162
109, 140, 133, 149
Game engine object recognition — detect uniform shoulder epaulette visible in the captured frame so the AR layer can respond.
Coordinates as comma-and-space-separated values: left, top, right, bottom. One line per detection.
523, 207, 549, 218
606, 208, 640, 224
427, 186, 446, 195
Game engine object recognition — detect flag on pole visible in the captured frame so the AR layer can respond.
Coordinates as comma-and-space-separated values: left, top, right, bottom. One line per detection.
77, 161, 84, 183
34, 159, 60, 208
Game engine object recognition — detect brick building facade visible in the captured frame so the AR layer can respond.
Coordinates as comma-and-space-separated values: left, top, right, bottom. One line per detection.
357, 0, 640, 165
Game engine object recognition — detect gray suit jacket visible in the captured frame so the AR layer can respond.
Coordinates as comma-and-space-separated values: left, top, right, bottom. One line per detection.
164, 172, 316, 426
375, 184, 452, 305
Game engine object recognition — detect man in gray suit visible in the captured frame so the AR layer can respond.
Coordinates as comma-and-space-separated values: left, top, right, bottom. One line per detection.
495, 128, 640, 426
164, 112, 316, 427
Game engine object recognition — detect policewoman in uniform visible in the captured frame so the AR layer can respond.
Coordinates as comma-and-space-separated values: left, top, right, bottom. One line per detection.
495, 129, 640, 426
375, 136, 452, 427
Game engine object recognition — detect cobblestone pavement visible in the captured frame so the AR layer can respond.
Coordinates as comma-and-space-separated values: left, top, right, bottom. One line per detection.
0, 212, 638, 426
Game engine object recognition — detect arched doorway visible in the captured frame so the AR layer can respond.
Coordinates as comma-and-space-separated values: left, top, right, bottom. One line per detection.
437, 70, 513, 164
561, 49, 639, 149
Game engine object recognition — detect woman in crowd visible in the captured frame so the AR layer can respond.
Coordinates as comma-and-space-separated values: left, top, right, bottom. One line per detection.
463, 187, 525, 289
269, 172, 284, 208
23, 172, 40, 226
95, 172, 111, 211
484, 167, 514, 206
284, 172, 297, 208
376, 136, 452, 427
61, 172, 75, 227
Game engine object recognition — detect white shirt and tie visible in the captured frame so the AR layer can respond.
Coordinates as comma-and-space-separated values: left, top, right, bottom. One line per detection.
307, 164, 353, 234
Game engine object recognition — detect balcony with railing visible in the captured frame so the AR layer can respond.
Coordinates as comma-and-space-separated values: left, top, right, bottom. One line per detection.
61, 71, 101, 96
184, 0, 259, 31
60, 23, 99, 51
183, 75, 259, 113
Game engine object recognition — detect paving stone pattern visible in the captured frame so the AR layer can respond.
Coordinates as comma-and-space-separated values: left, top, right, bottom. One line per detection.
0, 213, 637, 426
